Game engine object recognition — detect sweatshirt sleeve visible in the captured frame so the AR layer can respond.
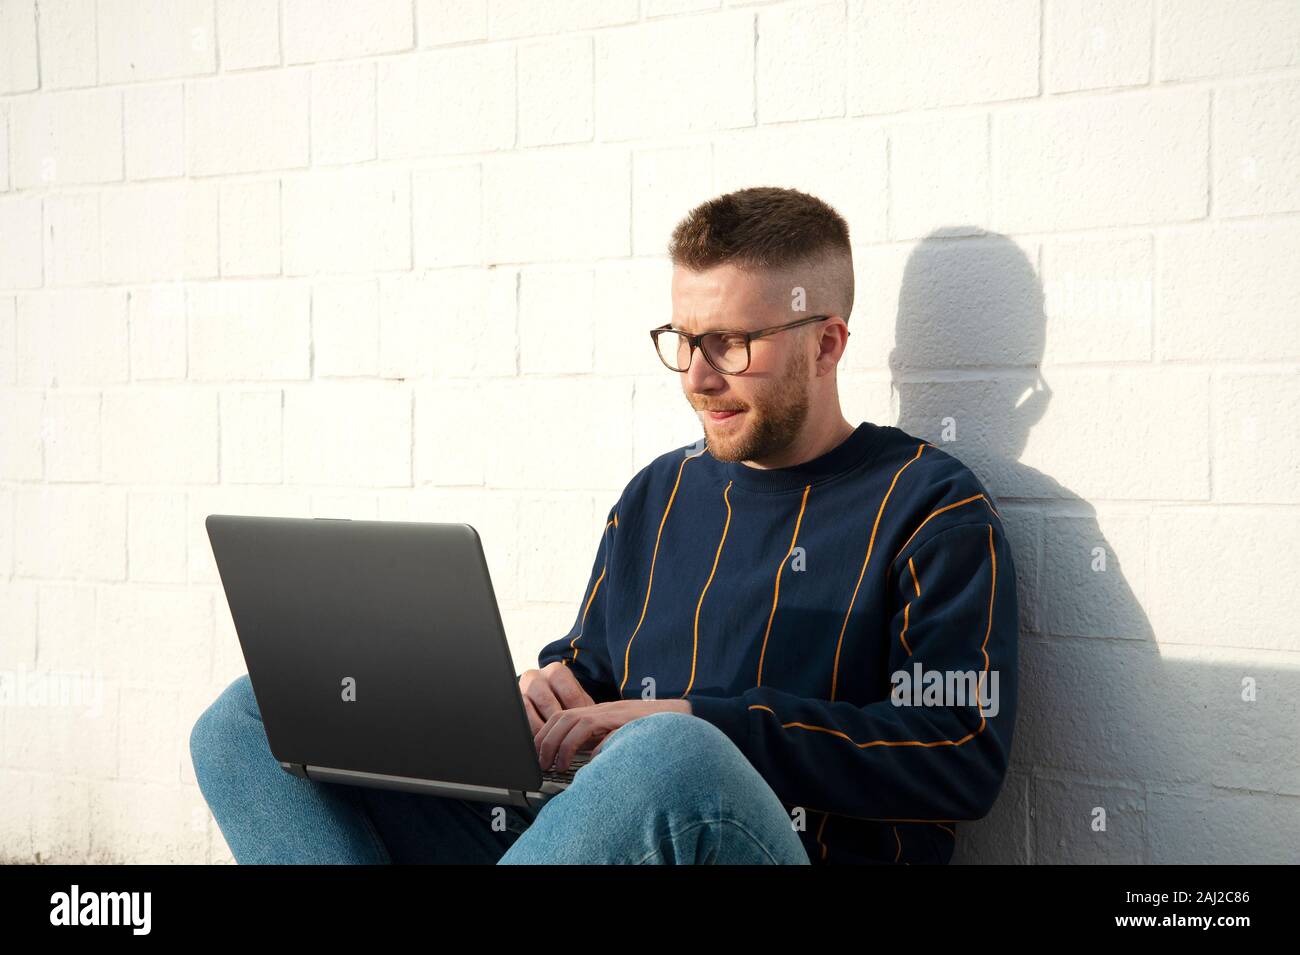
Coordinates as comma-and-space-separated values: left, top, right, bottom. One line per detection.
535, 501, 621, 705
687, 520, 1019, 822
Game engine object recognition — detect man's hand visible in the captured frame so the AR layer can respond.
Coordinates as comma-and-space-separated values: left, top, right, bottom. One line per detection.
535, 698, 693, 773
517, 662, 598, 736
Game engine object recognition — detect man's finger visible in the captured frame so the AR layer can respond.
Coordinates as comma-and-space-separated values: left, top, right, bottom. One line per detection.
545, 664, 596, 710
534, 711, 573, 771
554, 726, 596, 773
536, 711, 597, 773
520, 693, 543, 736
524, 676, 565, 725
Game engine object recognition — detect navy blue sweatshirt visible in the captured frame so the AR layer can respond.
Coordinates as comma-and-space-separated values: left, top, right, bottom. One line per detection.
537, 420, 1019, 865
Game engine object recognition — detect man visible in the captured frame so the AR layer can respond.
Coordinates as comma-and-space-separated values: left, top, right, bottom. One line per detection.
190, 186, 1018, 865
518, 186, 1019, 865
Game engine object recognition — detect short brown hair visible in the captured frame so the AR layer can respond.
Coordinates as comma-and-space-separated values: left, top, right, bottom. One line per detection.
667, 186, 854, 323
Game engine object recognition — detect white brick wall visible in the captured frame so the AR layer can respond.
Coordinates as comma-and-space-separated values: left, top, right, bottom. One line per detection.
0, 0, 1297, 865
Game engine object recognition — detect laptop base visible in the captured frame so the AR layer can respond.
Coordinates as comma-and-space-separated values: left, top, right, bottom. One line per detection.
279, 761, 563, 810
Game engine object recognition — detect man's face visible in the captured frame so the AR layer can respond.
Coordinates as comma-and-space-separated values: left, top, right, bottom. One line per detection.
669, 263, 815, 465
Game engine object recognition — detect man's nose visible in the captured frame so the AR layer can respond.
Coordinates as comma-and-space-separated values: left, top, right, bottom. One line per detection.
683, 348, 726, 391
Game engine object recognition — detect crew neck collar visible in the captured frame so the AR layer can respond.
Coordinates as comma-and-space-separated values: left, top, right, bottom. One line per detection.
705, 421, 884, 493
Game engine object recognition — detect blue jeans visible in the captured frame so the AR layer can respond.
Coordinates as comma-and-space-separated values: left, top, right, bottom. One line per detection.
189, 674, 810, 864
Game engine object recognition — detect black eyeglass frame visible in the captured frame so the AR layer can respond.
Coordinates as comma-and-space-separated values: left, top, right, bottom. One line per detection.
649, 314, 840, 375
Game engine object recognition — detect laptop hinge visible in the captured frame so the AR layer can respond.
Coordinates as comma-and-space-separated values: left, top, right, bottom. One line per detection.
523, 790, 553, 811
292, 762, 538, 808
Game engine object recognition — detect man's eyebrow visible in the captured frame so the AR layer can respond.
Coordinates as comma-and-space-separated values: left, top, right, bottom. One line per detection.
671, 319, 737, 333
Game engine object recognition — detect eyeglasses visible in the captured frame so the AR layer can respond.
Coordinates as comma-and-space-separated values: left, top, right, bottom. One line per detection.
650, 315, 838, 375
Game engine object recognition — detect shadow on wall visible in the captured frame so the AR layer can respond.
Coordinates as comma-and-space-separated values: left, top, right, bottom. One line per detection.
887, 228, 1299, 864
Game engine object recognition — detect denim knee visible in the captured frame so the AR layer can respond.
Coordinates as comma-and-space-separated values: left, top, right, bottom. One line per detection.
597, 710, 748, 789
189, 672, 258, 772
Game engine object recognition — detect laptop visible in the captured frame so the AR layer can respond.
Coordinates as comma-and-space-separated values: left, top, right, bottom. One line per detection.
205, 514, 593, 811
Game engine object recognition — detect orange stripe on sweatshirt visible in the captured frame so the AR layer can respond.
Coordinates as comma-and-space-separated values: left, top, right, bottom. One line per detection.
757, 483, 812, 687
831, 442, 927, 700
749, 523, 998, 747
619, 449, 701, 693
562, 515, 616, 666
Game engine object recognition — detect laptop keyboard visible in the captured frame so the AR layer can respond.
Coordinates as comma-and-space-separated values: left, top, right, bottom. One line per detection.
541, 749, 594, 785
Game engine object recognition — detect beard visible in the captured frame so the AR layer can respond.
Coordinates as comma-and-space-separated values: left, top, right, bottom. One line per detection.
700, 344, 812, 465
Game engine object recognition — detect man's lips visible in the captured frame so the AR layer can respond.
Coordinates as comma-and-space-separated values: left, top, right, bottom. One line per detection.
704, 408, 744, 422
